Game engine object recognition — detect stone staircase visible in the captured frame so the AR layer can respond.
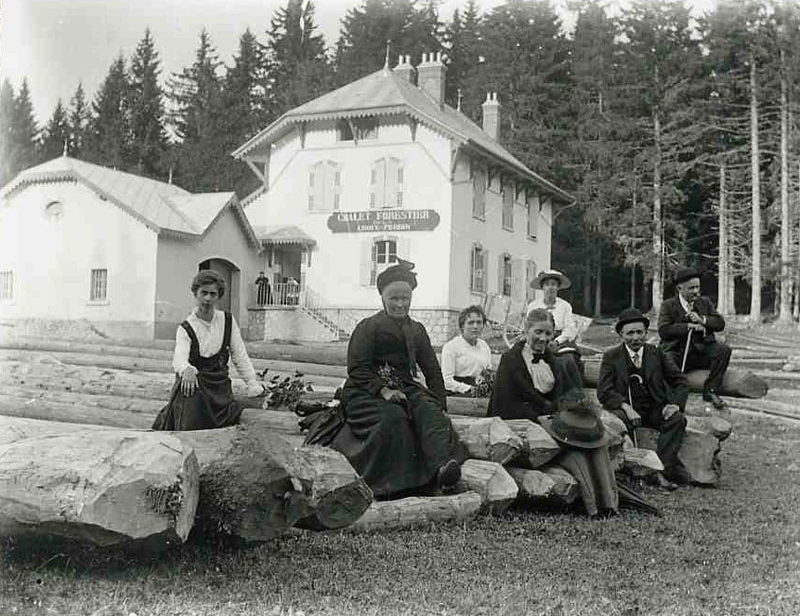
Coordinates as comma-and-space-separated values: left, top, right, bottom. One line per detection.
299, 305, 350, 342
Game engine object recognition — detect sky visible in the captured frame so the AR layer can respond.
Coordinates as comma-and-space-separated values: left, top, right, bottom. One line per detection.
0, 0, 714, 126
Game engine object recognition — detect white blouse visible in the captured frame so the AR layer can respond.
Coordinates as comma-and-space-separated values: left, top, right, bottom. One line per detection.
525, 296, 577, 344
440, 335, 493, 393
173, 309, 262, 396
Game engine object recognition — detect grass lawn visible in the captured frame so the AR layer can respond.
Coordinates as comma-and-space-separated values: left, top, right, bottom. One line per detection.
2, 412, 799, 616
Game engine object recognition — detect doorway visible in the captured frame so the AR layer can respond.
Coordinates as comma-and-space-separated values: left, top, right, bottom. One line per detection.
199, 258, 239, 320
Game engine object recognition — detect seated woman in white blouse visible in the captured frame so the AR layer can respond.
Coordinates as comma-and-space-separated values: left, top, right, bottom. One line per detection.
441, 305, 493, 396
152, 269, 265, 431
525, 269, 581, 371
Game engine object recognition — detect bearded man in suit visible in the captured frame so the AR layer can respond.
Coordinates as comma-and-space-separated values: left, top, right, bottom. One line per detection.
598, 308, 690, 490
658, 268, 731, 409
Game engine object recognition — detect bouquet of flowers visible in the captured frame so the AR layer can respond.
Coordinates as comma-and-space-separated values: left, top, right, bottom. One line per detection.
471, 368, 496, 398
376, 361, 405, 391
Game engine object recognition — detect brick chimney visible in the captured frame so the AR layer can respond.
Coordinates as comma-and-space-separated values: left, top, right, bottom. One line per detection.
394, 55, 414, 83
417, 51, 446, 106
482, 92, 500, 141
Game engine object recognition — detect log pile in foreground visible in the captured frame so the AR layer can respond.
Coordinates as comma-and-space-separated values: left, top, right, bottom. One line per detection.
0, 426, 199, 547
350, 492, 483, 532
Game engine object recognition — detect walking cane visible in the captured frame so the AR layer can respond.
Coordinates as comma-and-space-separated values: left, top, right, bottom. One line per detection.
627, 374, 643, 448
680, 329, 693, 373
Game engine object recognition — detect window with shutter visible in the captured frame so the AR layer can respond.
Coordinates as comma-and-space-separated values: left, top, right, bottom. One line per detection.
527, 192, 540, 238
370, 157, 403, 209
472, 164, 486, 220
526, 260, 538, 302
308, 161, 341, 211
502, 182, 513, 230
0, 271, 13, 301
470, 245, 486, 293
501, 254, 512, 296
369, 238, 398, 286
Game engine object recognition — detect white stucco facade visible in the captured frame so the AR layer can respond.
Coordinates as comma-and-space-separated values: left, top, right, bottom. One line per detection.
0, 181, 159, 338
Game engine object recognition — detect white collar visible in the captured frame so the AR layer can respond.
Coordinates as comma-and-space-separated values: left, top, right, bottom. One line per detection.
190, 308, 221, 328
625, 344, 643, 361
679, 294, 692, 312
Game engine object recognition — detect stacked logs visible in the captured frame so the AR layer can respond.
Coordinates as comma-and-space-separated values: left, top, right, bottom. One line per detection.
0, 340, 748, 546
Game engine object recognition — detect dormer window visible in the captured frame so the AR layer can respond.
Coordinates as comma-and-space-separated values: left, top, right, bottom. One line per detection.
337, 117, 379, 142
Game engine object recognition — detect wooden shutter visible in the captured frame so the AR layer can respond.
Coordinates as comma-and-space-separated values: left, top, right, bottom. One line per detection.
385, 158, 399, 208
307, 164, 316, 210
481, 248, 489, 293
370, 159, 386, 209
497, 254, 505, 296
511, 258, 525, 302
332, 163, 341, 211
470, 246, 477, 292
359, 239, 372, 286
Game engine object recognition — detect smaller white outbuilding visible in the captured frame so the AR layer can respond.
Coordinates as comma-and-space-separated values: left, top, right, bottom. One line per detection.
0, 155, 262, 339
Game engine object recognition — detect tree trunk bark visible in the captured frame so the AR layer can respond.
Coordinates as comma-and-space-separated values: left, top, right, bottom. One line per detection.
750, 51, 762, 323
779, 48, 791, 324
349, 492, 482, 532
0, 425, 199, 547
459, 459, 518, 514
594, 244, 602, 318
630, 263, 636, 309
583, 254, 592, 315
718, 163, 729, 315
582, 362, 768, 399
652, 107, 664, 314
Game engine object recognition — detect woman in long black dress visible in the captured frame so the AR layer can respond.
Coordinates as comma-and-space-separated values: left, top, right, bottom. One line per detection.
152, 270, 265, 431
329, 259, 464, 498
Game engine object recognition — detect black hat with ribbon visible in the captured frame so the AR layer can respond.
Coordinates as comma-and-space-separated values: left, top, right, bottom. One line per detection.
376, 258, 418, 294
539, 390, 609, 450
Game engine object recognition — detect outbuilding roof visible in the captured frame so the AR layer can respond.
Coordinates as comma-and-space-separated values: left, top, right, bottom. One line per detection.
1, 156, 260, 247
254, 225, 316, 247
232, 67, 572, 203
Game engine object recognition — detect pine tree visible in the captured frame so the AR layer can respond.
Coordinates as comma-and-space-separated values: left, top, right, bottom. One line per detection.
39, 99, 70, 161
220, 28, 268, 196
12, 79, 40, 174
86, 55, 132, 169
128, 28, 167, 177
0, 80, 16, 185
67, 82, 90, 157
266, 0, 332, 116
167, 29, 225, 191
444, 0, 481, 111
335, 0, 443, 86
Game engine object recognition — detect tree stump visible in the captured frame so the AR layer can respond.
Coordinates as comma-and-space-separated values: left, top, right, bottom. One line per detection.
635, 427, 721, 486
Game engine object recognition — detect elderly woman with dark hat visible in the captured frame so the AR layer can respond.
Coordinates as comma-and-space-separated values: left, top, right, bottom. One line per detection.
329, 259, 465, 498
441, 305, 493, 396
490, 308, 618, 516
152, 269, 265, 431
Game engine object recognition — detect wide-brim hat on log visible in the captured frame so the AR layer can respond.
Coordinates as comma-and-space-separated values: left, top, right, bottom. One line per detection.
531, 269, 571, 290
615, 308, 650, 334
539, 391, 608, 450
673, 267, 701, 286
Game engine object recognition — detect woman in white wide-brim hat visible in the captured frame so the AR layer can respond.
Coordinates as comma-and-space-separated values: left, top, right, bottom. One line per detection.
526, 269, 582, 372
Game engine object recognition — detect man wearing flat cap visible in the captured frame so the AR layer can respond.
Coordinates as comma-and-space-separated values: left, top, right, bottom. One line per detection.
658, 267, 731, 409
598, 308, 690, 489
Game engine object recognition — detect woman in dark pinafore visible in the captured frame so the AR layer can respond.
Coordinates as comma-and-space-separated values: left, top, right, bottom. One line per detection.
152, 270, 264, 431
329, 259, 465, 498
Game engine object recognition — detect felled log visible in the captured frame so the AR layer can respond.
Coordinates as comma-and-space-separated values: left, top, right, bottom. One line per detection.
177, 427, 371, 537
350, 492, 483, 532
635, 427, 721, 486
621, 448, 664, 478
448, 416, 522, 464
583, 362, 768, 399
506, 466, 579, 507
0, 385, 163, 415
0, 415, 371, 540
459, 459, 518, 514
0, 349, 346, 389
722, 398, 800, 422
446, 396, 489, 417
0, 429, 199, 547
503, 419, 560, 469
686, 415, 733, 441
0, 394, 152, 428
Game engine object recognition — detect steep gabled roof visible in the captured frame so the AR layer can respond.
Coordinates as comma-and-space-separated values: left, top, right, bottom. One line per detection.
232, 68, 572, 203
1, 156, 260, 246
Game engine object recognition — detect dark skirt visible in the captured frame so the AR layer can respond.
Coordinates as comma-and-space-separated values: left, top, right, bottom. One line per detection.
152, 367, 243, 431
330, 383, 465, 497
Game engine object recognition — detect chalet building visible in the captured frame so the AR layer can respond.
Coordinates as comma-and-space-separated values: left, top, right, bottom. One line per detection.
0, 156, 262, 339
236, 52, 572, 345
